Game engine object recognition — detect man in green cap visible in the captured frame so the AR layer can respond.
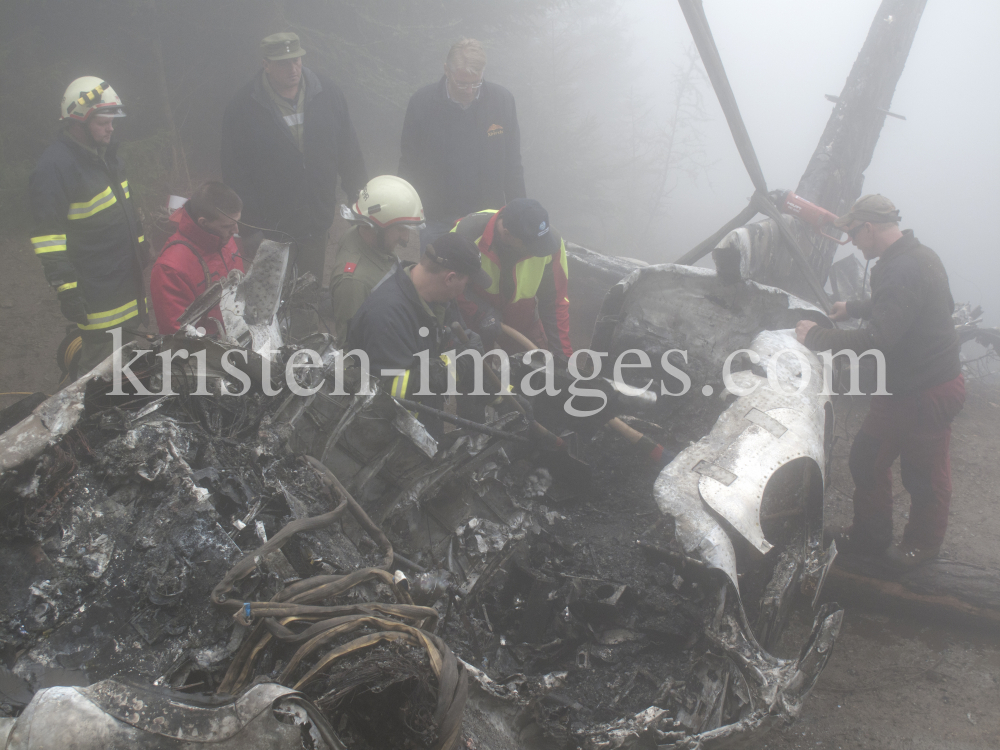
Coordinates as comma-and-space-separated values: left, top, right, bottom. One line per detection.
221, 31, 367, 297
795, 194, 964, 569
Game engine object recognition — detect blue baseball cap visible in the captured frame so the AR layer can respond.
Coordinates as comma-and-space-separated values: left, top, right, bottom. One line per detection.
501, 198, 559, 257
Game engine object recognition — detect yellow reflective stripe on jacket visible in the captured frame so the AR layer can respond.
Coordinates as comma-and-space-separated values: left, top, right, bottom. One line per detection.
56, 281, 77, 293
391, 370, 411, 398
137, 234, 144, 244
452, 210, 555, 302
512, 255, 551, 303
393, 353, 452, 403
121, 180, 130, 199
77, 297, 141, 330
68, 186, 117, 220
479, 254, 501, 294
31, 234, 68, 254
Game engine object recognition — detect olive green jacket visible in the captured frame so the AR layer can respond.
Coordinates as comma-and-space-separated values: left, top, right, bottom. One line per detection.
329, 226, 397, 342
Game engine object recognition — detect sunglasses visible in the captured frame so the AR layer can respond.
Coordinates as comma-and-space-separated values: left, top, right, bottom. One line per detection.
846, 222, 869, 239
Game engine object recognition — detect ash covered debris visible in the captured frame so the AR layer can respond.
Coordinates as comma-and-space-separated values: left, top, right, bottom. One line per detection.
0, 251, 844, 750
0, 359, 469, 749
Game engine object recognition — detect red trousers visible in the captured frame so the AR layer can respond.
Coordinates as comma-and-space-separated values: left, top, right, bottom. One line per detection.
848, 374, 965, 551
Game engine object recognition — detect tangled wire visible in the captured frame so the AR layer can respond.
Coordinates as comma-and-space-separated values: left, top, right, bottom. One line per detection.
212, 455, 468, 750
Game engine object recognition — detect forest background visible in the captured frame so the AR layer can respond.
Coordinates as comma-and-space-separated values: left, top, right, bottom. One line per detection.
1, 0, 997, 324
0, 0, 709, 264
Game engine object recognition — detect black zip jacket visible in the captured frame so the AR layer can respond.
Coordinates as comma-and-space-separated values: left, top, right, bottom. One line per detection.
805, 230, 960, 394
347, 262, 465, 376
398, 77, 525, 224
29, 133, 147, 329
221, 67, 367, 234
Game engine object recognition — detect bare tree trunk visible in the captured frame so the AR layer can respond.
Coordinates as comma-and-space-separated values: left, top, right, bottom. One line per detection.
641, 52, 702, 245
795, 0, 928, 283
148, 0, 191, 195
705, 0, 926, 301
150, 41, 190, 195
826, 556, 1000, 630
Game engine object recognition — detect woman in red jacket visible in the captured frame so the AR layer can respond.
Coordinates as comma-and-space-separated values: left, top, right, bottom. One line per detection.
151, 182, 244, 336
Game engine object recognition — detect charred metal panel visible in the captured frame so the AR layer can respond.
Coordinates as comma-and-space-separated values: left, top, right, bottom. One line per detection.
4, 681, 334, 749
565, 242, 645, 349
0, 343, 139, 475
589, 264, 829, 587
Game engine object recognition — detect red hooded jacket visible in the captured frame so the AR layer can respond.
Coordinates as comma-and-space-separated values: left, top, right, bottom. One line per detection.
151, 207, 243, 335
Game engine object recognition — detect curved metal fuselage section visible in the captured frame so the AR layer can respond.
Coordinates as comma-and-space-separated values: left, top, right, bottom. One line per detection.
657, 329, 829, 587
586, 262, 832, 589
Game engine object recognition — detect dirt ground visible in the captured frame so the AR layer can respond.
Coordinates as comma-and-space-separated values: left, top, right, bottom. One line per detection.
1, 232, 998, 748
746, 382, 1000, 749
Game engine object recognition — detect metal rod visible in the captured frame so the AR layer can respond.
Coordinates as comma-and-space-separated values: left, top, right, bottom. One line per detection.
677, 0, 833, 312
395, 398, 531, 443
674, 199, 760, 265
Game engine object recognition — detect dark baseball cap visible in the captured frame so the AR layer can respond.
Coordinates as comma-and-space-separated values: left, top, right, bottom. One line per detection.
501, 198, 560, 256
426, 233, 492, 288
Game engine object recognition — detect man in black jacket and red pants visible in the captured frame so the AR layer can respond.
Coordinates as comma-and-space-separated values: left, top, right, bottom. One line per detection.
221, 32, 367, 286
796, 195, 964, 569
399, 38, 525, 250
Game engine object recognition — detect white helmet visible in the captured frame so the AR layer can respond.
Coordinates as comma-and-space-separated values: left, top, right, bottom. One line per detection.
350, 175, 424, 229
60, 76, 125, 122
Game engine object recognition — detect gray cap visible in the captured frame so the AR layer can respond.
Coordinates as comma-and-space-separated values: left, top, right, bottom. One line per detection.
261, 32, 306, 61
834, 194, 901, 228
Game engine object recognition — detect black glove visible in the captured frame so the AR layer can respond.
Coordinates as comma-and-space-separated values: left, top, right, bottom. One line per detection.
477, 309, 503, 349
59, 288, 88, 325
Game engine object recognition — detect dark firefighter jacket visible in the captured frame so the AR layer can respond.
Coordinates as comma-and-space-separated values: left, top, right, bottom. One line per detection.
453, 210, 572, 356
804, 230, 961, 395
221, 67, 367, 236
398, 77, 525, 224
151, 207, 244, 336
29, 132, 147, 330
346, 262, 465, 400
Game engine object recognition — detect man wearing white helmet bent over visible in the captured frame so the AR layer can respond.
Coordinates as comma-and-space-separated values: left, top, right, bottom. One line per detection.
29, 77, 148, 377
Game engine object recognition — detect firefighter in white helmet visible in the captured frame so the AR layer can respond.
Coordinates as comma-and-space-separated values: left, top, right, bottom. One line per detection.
29, 76, 148, 379
328, 175, 425, 341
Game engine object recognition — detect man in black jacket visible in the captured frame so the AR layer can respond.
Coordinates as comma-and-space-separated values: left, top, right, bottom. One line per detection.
30, 76, 147, 377
795, 195, 964, 568
399, 38, 525, 250
221, 32, 367, 285
347, 233, 489, 435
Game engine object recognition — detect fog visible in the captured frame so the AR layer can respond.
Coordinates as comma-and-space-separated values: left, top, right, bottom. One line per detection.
2, 0, 996, 322
622, 0, 1000, 323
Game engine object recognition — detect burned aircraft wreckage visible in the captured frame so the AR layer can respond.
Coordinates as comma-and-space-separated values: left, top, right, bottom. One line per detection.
0, 1, 952, 747
0, 235, 842, 749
